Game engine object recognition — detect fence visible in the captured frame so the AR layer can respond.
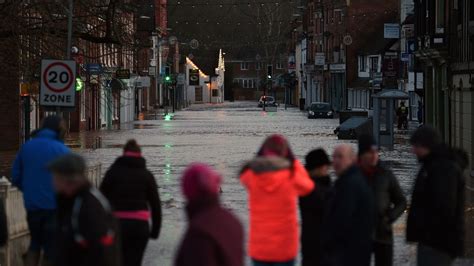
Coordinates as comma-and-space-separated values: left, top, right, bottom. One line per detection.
0, 164, 103, 266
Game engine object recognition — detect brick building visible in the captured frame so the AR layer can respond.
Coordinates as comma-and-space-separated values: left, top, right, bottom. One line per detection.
226, 58, 291, 102
294, 0, 399, 111
414, 0, 474, 175
0, 1, 168, 151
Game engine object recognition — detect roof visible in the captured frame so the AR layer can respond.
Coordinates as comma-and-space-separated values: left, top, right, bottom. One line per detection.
373, 89, 409, 99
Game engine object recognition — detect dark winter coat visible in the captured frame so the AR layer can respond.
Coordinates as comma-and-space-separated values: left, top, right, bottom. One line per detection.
406, 146, 466, 257
322, 166, 375, 266
100, 156, 162, 239
299, 175, 332, 266
56, 184, 121, 266
175, 197, 244, 266
363, 163, 407, 244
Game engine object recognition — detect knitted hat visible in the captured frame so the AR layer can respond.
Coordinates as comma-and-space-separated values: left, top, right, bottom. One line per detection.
358, 134, 378, 156
181, 163, 222, 202
305, 149, 331, 171
410, 125, 442, 150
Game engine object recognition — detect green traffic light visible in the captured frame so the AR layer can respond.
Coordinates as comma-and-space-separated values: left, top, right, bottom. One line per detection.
165, 76, 171, 82
75, 77, 84, 91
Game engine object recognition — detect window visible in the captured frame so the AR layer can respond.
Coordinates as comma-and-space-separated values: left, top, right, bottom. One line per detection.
471, 0, 474, 21
369, 56, 379, 74
436, 0, 445, 31
240, 62, 249, 70
359, 56, 367, 72
243, 79, 248, 88
256, 62, 262, 70
276, 62, 283, 69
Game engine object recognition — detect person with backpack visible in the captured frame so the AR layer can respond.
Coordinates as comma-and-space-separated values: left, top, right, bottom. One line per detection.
240, 135, 314, 266
299, 149, 333, 266
11, 115, 70, 265
49, 153, 121, 266
100, 140, 162, 266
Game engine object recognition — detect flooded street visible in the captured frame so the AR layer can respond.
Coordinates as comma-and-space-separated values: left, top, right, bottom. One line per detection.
78, 102, 423, 266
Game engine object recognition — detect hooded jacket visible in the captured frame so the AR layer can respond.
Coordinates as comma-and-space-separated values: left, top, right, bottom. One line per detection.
100, 156, 162, 239
406, 145, 466, 257
175, 197, 244, 266
12, 129, 70, 210
240, 157, 314, 262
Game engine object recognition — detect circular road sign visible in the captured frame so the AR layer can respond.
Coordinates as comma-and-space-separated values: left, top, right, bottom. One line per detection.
190, 39, 200, 50
43, 62, 74, 93
343, 34, 353, 46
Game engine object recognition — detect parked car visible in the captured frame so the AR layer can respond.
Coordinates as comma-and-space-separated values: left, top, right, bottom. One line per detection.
258, 96, 277, 107
307, 102, 334, 119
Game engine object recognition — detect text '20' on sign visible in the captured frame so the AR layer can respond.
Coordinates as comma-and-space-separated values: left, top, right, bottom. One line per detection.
40, 59, 76, 108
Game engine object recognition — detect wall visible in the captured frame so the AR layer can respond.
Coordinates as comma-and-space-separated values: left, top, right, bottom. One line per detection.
0, 37, 20, 151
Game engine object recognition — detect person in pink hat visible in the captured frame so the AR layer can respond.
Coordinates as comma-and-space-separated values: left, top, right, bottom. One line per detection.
175, 163, 244, 266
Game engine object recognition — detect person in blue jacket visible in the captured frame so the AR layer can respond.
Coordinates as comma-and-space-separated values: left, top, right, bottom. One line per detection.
12, 115, 70, 266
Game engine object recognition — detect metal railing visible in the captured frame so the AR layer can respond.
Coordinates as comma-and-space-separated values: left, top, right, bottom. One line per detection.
0, 164, 103, 266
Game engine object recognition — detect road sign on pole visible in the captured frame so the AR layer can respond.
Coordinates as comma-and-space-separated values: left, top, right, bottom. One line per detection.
40, 59, 77, 108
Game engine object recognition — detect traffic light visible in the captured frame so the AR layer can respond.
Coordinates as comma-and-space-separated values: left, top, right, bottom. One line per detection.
75, 77, 84, 91
164, 75, 171, 83
164, 66, 171, 84
267, 65, 273, 80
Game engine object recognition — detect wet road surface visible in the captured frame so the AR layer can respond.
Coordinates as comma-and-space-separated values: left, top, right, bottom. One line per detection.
77, 102, 468, 266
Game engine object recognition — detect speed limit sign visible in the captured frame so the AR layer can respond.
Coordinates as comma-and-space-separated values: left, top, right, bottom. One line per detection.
40, 59, 76, 108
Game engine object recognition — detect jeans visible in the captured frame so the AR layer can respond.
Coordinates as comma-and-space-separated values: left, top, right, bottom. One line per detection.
417, 244, 454, 266
252, 259, 295, 266
26, 210, 56, 260
373, 242, 393, 266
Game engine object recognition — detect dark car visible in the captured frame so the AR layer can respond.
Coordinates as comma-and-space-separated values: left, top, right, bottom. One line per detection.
334, 116, 373, 140
258, 96, 277, 107
308, 102, 334, 119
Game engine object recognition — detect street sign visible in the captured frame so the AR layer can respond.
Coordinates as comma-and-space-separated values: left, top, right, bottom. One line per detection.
116, 69, 131, 79
384, 23, 400, 39
40, 59, 76, 108
315, 53, 325, 66
86, 63, 103, 74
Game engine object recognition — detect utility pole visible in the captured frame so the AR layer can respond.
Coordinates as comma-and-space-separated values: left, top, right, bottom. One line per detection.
66, 0, 73, 60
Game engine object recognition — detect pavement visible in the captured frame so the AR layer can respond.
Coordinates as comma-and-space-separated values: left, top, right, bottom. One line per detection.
72, 101, 472, 265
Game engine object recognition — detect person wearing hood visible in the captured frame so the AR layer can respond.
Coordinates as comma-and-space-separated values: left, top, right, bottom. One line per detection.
240, 135, 314, 266
100, 140, 162, 266
299, 149, 332, 266
322, 144, 374, 266
407, 126, 467, 266
175, 163, 244, 266
11, 115, 70, 265
357, 134, 407, 266
51, 153, 121, 266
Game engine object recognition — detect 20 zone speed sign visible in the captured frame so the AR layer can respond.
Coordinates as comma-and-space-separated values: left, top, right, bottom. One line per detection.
40, 59, 77, 108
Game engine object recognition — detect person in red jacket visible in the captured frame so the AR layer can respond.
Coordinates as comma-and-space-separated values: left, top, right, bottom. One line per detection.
175, 163, 244, 266
240, 135, 315, 266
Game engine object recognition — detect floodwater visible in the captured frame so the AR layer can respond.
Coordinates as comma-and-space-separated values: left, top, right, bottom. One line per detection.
5, 101, 470, 265
76, 101, 428, 266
